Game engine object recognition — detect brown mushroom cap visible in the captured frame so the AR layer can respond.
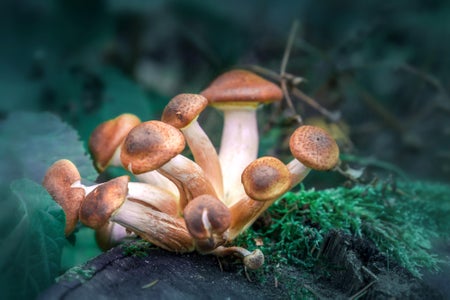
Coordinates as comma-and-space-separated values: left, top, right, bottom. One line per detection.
241, 156, 291, 201
120, 120, 186, 174
161, 93, 208, 129
289, 125, 340, 171
200, 69, 283, 108
42, 159, 86, 236
183, 194, 231, 240
79, 175, 129, 230
89, 113, 141, 172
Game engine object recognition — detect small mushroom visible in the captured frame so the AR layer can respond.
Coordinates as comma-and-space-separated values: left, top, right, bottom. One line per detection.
77, 174, 194, 252
287, 125, 340, 187
201, 69, 283, 204
162, 93, 224, 199
42, 159, 86, 236
120, 120, 218, 211
183, 194, 231, 253
89, 113, 141, 172
227, 156, 292, 240
89, 113, 178, 196
241, 156, 291, 202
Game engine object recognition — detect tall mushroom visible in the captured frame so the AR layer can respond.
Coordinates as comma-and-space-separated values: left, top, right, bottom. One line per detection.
120, 120, 218, 212
287, 125, 340, 188
201, 69, 283, 205
161, 93, 223, 199
42, 159, 85, 236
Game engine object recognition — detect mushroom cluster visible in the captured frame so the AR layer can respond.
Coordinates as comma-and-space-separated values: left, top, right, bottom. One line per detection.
43, 69, 339, 270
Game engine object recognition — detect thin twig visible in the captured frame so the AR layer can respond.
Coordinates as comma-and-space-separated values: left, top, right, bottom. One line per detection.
280, 20, 303, 124
349, 280, 377, 300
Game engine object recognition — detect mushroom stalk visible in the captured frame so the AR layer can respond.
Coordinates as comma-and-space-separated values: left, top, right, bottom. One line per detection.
219, 108, 259, 205
111, 200, 195, 253
286, 159, 311, 188
157, 154, 219, 207
182, 120, 224, 199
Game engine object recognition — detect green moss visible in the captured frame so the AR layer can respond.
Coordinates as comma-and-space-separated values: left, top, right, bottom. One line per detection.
121, 239, 154, 258
57, 266, 96, 283
236, 180, 450, 277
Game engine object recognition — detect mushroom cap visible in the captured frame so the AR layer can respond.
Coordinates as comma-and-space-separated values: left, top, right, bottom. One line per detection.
289, 125, 340, 171
161, 93, 208, 129
200, 69, 283, 108
42, 159, 85, 236
120, 120, 186, 174
241, 156, 291, 201
89, 113, 141, 172
183, 194, 231, 240
79, 175, 129, 230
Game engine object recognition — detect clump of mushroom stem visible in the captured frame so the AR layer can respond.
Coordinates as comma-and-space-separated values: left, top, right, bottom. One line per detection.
42, 69, 339, 271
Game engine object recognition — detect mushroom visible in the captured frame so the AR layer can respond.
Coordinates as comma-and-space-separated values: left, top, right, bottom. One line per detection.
77, 174, 194, 252
120, 120, 218, 211
201, 69, 283, 205
287, 125, 340, 188
162, 93, 223, 199
183, 194, 231, 253
42, 159, 86, 236
227, 156, 292, 240
89, 113, 141, 172
89, 113, 178, 196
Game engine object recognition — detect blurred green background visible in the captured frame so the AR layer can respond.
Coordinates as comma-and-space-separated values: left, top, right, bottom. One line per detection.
0, 0, 449, 298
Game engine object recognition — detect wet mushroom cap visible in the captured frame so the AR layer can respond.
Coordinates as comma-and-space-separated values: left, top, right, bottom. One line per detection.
289, 125, 340, 171
79, 175, 129, 229
42, 159, 85, 236
120, 120, 186, 174
201, 69, 283, 107
183, 194, 231, 240
89, 113, 141, 172
161, 93, 208, 129
241, 156, 291, 201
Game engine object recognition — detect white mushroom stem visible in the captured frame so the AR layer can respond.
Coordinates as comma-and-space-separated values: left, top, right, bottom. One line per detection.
72, 180, 179, 215
109, 146, 122, 167
182, 119, 224, 200
99, 145, 180, 197
111, 200, 195, 252
212, 246, 264, 270
286, 159, 311, 189
219, 108, 259, 205
134, 170, 180, 198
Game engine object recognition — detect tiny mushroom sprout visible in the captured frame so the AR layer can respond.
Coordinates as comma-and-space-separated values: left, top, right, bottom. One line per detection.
201, 69, 283, 204
43, 68, 341, 270
161, 93, 223, 199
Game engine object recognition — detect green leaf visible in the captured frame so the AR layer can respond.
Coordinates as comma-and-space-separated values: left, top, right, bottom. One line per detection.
0, 111, 97, 183
0, 179, 66, 300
